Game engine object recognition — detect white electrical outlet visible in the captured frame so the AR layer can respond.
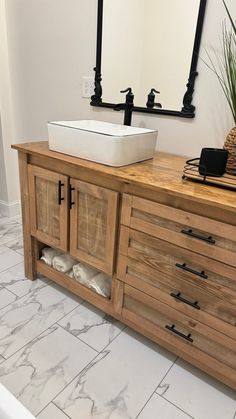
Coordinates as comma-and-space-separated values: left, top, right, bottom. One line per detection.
82, 77, 94, 98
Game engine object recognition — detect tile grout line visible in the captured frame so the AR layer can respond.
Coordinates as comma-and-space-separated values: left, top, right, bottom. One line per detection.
35, 345, 102, 418
0, 286, 19, 302
160, 395, 195, 419
0, 259, 25, 276
36, 401, 71, 419
50, 325, 127, 412
56, 301, 126, 353
5, 280, 49, 299
135, 356, 178, 419
0, 294, 84, 362
52, 401, 71, 419
56, 323, 100, 354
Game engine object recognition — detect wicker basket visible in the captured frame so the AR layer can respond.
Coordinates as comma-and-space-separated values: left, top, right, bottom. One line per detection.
224, 127, 236, 175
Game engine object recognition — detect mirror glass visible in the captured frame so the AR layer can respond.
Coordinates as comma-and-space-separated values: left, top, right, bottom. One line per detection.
101, 0, 200, 111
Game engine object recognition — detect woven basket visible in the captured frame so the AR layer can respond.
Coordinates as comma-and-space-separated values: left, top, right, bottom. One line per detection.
224, 127, 236, 175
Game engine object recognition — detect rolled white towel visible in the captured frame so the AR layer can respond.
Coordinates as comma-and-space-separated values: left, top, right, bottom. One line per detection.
53, 254, 76, 273
90, 273, 112, 298
66, 269, 74, 279
40, 247, 62, 266
73, 263, 98, 286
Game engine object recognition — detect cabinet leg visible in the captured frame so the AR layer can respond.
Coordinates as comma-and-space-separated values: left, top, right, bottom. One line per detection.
18, 151, 37, 280
112, 279, 124, 315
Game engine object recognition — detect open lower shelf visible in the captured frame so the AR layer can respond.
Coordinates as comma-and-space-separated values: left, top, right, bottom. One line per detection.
36, 260, 114, 315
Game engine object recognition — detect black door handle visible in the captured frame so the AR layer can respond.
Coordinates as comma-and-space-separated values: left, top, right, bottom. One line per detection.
165, 324, 193, 342
58, 180, 64, 205
170, 292, 200, 310
175, 263, 208, 279
181, 229, 215, 244
69, 185, 75, 209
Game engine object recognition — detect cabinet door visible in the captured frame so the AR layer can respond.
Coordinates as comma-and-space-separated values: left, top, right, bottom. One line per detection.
70, 179, 118, 275
28, 165, 68, 251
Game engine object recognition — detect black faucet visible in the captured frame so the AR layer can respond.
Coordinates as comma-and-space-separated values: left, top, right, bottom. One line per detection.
114, 88, 134, 126
146, 88, 162, 109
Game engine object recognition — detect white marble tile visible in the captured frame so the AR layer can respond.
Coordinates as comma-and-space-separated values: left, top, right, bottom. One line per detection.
5, 235, 24, 255
0, 246, 8, 255
10, 215, 22, 224
37, 403, 70, 419
0, 288, 17, 309
58, 301, 125, 351
0, 217, 11, 226
0, 262, 48, 297
156, 359, 236, 419
0, 283, 81, 358
0, 354, 5, 364
54, 328, 176, 419
138, 394, 191, 419
0, 219, 22, 245
0, 325, 96, 416
0, 246, 23, 273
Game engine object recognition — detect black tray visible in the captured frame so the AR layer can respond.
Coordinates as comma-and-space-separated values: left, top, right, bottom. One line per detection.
182, 159, 236, 192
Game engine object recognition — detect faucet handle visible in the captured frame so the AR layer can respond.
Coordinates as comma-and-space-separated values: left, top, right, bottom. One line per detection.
120, 87, 133, 94
146, 88, 162, 109
150, 88, 160, 94
120, 87, 134, 106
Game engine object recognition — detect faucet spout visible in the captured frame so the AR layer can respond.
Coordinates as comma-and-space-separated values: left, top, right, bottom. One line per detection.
113, 103, 126, 111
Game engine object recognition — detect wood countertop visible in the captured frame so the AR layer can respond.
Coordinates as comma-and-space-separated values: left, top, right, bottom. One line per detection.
12, 141, 236, 212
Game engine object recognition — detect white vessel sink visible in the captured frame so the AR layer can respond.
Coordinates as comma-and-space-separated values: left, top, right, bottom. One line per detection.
48, 120, 158, 166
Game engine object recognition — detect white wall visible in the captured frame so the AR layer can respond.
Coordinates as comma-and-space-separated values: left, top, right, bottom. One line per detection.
1, 0, 236, 208
0, 0, 19, 215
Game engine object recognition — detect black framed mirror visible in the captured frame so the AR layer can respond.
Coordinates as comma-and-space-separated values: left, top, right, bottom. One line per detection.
91, 0, 207, 118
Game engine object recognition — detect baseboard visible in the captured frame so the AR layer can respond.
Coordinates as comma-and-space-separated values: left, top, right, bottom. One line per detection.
0, 200, 21, 218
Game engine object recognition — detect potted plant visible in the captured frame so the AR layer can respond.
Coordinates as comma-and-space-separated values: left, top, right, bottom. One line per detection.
206, 1, 236, 174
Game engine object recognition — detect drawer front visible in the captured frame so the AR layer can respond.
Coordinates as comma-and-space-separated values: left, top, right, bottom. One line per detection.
118, 227, 236, 337
122, 284, 236, 372
121, 194, 236, 267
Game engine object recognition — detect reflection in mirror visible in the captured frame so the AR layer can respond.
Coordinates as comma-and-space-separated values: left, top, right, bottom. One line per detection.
102, 0, 200, 111
91, 0, 207, 118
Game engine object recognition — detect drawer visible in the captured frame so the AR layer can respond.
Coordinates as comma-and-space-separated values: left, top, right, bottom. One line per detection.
118, 227, 236, 337
122, 194, 236, 267
122, 284, 236, 374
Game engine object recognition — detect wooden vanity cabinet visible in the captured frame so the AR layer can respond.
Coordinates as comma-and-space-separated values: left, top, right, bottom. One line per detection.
13, 142, 236, 390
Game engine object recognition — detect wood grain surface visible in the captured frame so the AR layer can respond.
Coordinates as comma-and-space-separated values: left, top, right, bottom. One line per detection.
12, 141, 236, 212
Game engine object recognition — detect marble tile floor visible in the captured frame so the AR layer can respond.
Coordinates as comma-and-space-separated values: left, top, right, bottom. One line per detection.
0, 216, 235, 419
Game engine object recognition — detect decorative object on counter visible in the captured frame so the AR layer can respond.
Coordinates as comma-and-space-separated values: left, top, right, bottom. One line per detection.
40, 247, 62, 266
224, 127, 236, 174
199, 148, 228, 176
182, 157, 236, 191
146, 88, 162, 109
205, 1, 236, 174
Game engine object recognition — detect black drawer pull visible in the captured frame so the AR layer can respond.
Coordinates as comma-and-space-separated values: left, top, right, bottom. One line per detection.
165, 324, 193, 342
181, 229, 215, 244
58, 180, 64, 205
69, 185, 75, 209
175, 263, 208, 279
170, 292, 200, 310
